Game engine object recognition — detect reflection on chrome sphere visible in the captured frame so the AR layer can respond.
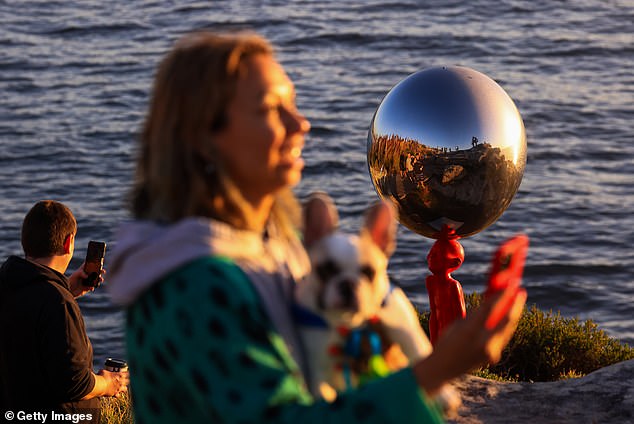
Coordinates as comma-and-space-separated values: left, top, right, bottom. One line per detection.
367, 66, 526, 238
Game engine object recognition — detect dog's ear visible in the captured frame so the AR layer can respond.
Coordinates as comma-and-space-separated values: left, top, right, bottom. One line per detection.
302, 192, 339, 248
362, 200, 397, 257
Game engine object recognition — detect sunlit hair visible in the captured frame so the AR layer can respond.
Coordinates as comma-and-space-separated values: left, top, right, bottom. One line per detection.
131, 31, 300, 236
21, 200, 76, 258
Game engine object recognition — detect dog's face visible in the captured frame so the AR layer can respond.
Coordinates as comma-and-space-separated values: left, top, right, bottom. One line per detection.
308, 232, 389, 327
297, 192, 397, 328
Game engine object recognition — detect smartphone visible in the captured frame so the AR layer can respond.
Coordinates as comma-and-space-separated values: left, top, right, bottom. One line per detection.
484, 234, 528, 330
84, 241, 106, 287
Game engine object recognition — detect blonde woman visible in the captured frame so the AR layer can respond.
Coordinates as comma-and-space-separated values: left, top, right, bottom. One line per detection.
108, 31, 525, 424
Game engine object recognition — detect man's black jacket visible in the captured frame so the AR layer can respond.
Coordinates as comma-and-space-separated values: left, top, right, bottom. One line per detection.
0, 255, 99, 417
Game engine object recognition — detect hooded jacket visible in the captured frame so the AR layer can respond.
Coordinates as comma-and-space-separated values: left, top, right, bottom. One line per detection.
107, 217, 311, 374
106, 217, 444, 424
0, 255, 98, 417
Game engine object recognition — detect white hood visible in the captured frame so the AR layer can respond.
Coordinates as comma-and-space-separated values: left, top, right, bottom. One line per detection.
107, 217, 273, 306
106, 216, 311, 375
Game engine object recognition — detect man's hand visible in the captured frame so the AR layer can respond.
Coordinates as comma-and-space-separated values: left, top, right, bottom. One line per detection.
68, 262, 106, 298
82, 369, 129, 400
98, 369, 130, 397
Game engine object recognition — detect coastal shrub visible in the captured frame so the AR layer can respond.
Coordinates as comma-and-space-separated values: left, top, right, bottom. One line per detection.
418, 292, 634, 382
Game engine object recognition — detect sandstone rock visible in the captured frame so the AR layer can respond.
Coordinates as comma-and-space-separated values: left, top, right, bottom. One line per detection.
447, 359, 634, 424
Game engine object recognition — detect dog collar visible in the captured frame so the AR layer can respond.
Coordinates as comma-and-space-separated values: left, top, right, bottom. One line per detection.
291, 303, 329, 329
293, 283, 396, 330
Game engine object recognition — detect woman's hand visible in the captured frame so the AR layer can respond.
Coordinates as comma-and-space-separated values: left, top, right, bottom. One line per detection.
413, 284, 527, 397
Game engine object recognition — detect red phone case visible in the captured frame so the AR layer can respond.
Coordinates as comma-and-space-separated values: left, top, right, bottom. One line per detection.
484, 234, 529, 330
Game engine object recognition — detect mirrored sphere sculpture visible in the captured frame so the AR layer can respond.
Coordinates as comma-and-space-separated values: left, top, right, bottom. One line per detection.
367, 66, 527, 238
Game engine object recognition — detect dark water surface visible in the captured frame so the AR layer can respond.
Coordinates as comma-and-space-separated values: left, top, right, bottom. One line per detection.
1, 0, 632, 367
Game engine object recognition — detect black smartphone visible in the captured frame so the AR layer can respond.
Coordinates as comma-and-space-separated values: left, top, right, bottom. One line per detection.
84, 241, 106, 287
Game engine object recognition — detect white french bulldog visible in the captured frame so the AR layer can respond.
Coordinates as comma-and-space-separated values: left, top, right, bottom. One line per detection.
295, 192, 456, 405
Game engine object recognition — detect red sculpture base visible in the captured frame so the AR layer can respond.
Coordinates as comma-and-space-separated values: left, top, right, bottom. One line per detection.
425, 225, 466, 345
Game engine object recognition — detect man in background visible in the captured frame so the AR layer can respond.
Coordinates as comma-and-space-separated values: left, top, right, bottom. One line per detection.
0, 200, 128, 423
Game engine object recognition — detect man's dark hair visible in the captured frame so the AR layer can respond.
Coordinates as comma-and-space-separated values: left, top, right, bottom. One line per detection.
21, 200, 77, 258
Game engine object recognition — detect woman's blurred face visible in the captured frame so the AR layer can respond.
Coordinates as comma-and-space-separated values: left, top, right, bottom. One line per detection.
212, 54, 310, 205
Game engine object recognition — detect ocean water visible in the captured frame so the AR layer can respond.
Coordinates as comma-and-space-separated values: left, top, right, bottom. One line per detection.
1, 0, 632, 368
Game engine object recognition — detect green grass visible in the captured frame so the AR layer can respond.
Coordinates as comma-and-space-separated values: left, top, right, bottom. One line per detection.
100, 393, 134, 424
